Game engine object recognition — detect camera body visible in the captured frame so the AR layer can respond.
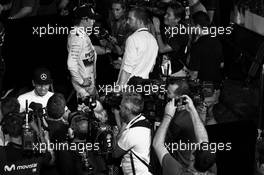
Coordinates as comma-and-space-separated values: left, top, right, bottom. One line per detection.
79, 96, 97, 110
174, 96, 187, 111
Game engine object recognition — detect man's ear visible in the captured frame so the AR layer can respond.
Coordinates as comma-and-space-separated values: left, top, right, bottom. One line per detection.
32, 80, 35, 87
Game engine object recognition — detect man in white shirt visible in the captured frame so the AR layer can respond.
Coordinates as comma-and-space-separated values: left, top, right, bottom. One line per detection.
17, 67, 54, 112
113, 92, 152, 175
117, 8, 158, 86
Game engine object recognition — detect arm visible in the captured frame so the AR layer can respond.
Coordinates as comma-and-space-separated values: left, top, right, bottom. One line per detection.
117, 69, 131, 86
9, 6, 32, 19
183, 95, 208, 143
152, 17, 173, 54
94, 45, 111, 55
153, 99, 176, 165
112, 123, 128, 158
67, 35, 84, 86
117, 36, 137, 86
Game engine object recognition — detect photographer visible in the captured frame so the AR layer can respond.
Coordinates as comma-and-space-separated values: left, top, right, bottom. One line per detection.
0, 113, 54, 175
112, 92, 152, 175
57, 112, 106, 175
153, 96, 216, 174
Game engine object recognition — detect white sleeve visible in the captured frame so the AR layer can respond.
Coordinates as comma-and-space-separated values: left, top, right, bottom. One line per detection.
118, 129, 135, 151
67, 34, 84, 85
17, 95, 26, 113
122, 36, 138, 74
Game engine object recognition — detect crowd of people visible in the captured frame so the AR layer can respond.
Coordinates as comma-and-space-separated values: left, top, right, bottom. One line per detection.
0, 0, 225, 175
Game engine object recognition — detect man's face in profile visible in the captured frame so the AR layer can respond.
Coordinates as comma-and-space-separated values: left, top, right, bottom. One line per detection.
34, 83, 50, 97
127, 11, 138, 31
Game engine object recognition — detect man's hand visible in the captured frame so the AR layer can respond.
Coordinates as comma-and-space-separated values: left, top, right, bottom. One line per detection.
152, 17, 161, 33
109, 36, 118, 45
182, 95, 195, 112
164, 98, 177, 118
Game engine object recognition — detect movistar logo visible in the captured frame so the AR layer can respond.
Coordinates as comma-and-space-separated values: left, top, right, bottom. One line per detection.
4, 164, 16, 172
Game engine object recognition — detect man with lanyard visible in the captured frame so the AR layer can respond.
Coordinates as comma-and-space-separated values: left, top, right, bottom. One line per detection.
117, 7, 158, 86
67, 4, 111, 100
113, 92, 152, 175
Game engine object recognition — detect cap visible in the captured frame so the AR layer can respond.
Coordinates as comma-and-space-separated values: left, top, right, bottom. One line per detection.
33, 67, 53, 85
74, 4, 100, 20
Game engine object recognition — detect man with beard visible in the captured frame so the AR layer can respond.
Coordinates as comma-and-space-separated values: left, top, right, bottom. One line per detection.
113, 92, 152, 175
17, 67, 54, 113
117, 8, 158, 86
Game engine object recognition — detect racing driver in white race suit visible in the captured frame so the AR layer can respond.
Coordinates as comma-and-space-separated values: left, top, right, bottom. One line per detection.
67, 5, 110, 99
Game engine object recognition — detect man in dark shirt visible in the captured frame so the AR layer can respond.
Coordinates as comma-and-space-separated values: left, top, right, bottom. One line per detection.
0, 113, 53, 175
153, 3, 189, 77
188, 11, 222, 125
188, 11, 222, 84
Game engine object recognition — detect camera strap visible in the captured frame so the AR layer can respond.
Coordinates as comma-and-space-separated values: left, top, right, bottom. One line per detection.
129, 118, 152, 174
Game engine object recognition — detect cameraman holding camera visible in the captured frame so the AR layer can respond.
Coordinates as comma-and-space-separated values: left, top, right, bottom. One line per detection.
112, 92, 152, 175
153, 95, 216, 174
0, 113, 54, 175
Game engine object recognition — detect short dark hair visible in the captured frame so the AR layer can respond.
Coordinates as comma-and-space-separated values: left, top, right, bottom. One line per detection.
167, 2, 185, 20
130, 8, 150, 26
168, 78, 190, 96
2, 113, 24, 137
192, 11, 210, 27
122, 92, 144, 116
70, 112, 89, 140
1, 97, 20, 116
112, 0, 126, 9
47, 93, 66, 119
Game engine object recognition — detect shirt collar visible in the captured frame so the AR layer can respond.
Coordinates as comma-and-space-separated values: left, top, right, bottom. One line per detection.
135, 27, 148, 33
126, 114, 144, 129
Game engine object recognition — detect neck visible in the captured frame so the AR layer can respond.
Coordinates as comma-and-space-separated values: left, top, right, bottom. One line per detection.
9, 137, 22, 145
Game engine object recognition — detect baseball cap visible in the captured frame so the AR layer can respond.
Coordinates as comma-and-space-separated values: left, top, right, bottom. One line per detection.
74, 4, 100, 20
33, 67, 53, 85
